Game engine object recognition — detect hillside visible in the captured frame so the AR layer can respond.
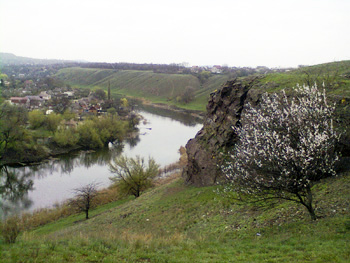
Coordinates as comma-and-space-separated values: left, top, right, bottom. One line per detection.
1, 171, 349, 262
0, 52, 80, 66
55, 61, 350, 113
55, 67, 233, 111
257, 60, 350, 97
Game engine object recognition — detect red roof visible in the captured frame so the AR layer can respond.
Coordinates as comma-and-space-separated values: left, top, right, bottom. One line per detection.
10, 97, 28, 103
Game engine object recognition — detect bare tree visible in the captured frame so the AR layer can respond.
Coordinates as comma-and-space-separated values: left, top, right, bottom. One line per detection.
69, 182, 99, 219
223, 84, 340, 220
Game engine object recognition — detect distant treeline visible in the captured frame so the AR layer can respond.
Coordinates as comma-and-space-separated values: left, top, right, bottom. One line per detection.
79, 62, 186, 74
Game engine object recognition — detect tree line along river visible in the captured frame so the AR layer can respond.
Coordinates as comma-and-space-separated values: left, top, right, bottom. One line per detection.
0, 107, 203, 217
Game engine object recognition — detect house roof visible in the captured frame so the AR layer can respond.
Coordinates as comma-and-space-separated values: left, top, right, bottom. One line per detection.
26, 96, 43, 101
10, 97, 28, 102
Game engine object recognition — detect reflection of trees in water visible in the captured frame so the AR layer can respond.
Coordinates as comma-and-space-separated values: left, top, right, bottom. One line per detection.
125, 135, 140, 149
27, 161, 60, 178
0, 166, 34, 217
78, 145, 124, 168
57, 153, 80, 174
0, 145, 125, 217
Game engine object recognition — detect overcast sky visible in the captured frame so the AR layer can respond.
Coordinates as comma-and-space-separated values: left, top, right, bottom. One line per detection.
1, 0, 349, 68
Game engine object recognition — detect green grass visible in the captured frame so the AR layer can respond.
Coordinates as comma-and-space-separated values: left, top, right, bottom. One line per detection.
1, 171, 349, 262
31, 197, 133, 236
258, 60, 350, 97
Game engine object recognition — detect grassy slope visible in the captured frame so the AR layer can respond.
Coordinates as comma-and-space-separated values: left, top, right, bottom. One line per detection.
56, 68, 232, 111
1, 172, 349, 262
258, 60, 350, 97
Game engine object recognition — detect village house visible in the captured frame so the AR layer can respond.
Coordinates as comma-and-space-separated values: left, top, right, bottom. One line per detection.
38, 91, 51, 101
191, 66, 200, 73
26, 96, 44, 109
210, 65, 222, 74
88, 105, 98, 115
10, 97, 29, 106
9, 95, 45, 109
63, 91, 74, 99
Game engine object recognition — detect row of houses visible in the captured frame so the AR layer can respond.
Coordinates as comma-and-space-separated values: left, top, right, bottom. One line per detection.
9, 93, 103, 115
9, 95, 45, 109
9, 91, 51, 108
191, 65, 223, 74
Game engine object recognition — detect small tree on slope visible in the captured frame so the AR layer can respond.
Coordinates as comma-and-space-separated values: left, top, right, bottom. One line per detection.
223, 84, 340, 220
109, 155, 159, 198
69, 182, 99, 220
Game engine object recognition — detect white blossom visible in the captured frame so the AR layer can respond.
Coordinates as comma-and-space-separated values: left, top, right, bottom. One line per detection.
222, 84, 340, 220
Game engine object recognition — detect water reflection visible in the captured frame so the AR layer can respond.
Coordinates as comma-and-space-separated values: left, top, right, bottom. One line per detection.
78, 146, 124, 168
125, 135, 141, 148
0, 166, 34, 218
133, 104, 203, 127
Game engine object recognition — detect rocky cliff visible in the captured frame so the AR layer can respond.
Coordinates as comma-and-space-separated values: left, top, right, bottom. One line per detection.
183, 79, 350, 187
183, 79, 261, 186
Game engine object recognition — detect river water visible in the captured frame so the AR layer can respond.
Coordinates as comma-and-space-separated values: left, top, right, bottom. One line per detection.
0, 107, 202, 216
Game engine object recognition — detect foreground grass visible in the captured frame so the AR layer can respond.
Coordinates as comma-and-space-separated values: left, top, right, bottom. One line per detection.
1, 171, 349, 262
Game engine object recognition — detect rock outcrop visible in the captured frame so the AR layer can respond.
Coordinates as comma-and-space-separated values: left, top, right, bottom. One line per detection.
183, 79, 350, 187
183, 79, 261, 186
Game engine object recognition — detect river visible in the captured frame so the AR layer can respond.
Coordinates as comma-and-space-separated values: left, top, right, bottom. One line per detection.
0, 107, 202, 216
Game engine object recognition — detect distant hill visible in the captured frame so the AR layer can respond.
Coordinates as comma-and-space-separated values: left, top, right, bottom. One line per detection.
3, 53, 348, 111
56, 60, 350, 111
56, 67, 233, 111
0, 52, 80, 66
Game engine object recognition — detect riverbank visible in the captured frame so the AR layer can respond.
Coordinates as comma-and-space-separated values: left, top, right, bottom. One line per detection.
0, 112, 140, 167
1, 110, 202, 214
139, 99, 205, 119
4, 171, 182, 230
0, 101, 203, 167
123, 94, 206, 120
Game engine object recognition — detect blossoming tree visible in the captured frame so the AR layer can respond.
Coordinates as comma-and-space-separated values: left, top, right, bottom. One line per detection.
223, 85, 340, 220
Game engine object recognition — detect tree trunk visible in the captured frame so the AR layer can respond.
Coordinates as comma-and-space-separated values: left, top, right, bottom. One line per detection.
305, 186, 317, 220
85, 209, 89, 219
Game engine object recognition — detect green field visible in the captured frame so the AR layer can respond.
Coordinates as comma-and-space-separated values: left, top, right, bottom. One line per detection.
1, 170, 349, 262
56, 68, 232, 111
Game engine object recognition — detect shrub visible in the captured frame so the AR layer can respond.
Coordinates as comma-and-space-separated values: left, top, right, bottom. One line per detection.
109, 155, 159, 197
53, 128, 80, 147
0, 215, 22, 243
77, 120, 104, 149
28, 110, 46, 129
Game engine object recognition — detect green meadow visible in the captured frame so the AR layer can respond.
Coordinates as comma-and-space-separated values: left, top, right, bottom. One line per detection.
1, 171, 349, 262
